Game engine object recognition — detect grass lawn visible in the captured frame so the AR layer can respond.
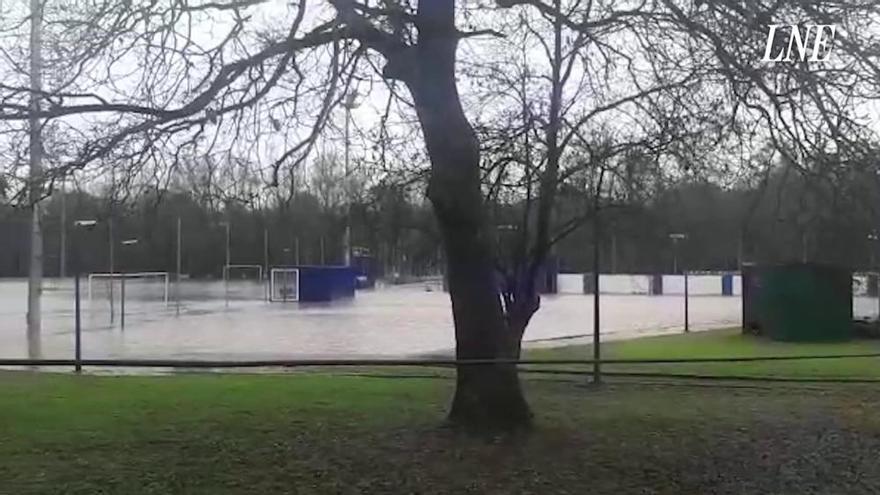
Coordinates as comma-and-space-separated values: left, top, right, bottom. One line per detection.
527, 328, 880, 379
4, 330, 880, 494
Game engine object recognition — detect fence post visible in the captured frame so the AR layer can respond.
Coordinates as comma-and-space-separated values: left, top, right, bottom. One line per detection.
74, 272, 82, 374
684, 269, 690, 333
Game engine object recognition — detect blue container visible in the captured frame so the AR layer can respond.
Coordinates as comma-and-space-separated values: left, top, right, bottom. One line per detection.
352, 255, 378, 289
296, 265, 356, 302
722, 273, 734, 296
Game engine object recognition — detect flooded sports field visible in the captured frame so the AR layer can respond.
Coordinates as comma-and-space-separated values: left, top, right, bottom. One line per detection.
0, 278, 876, 360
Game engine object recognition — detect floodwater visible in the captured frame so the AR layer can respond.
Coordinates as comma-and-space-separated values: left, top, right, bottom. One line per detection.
0, 278, 876, 360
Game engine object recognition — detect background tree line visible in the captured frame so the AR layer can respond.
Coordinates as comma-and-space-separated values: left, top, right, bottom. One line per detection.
2, 148, 877, 278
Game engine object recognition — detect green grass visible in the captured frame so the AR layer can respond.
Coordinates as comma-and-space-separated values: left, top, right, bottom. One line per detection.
3, 370, 880, 493
527, 328, 880, 379
4, 330, 880, 493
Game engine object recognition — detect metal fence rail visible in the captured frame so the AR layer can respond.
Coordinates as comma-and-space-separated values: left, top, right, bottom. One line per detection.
1, 352, 879, 371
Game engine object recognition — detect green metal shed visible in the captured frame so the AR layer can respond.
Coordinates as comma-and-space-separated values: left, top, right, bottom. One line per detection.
743, 263, 853, 342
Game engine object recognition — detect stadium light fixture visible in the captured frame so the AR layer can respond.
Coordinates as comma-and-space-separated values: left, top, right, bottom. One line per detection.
73, 219, 97, 229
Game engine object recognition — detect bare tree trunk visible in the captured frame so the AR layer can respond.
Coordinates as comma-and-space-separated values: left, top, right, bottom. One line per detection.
405, 1, 531, 430
26, 0, 44, 359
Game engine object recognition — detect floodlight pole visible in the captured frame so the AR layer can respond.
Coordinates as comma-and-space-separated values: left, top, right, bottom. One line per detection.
222, 221, 230, 309
119, 239, 138, 330
74, 268, 81, 373
264, 227, 269, 301
108, 217, 115, 324
671, 238, 679, 275
684, 268, 690, 333
283, 247, 292, 300
73, 219, 97, 373
592, 203, 602, 385
343, 92, 358, 267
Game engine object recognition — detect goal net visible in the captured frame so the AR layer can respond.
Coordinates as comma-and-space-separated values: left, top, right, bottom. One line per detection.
270, 268, 299, 302
223, 264, 266, 300
223, 264, 264, 281
88, 272, 170, 305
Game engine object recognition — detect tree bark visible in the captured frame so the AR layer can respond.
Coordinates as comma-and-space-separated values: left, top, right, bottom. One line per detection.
405, 1, 531, 430
26, 0, 44, 360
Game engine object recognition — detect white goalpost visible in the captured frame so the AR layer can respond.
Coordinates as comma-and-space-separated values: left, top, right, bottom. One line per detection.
269, 268, 299, 302
88, 272, 170, 306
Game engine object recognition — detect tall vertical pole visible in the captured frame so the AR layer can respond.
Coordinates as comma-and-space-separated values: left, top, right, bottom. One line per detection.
320, 236, 325, 265
684, 268, 690, 333
176, 216, 181, 316
343, 93, 357, 267
71, 220, 96, 373
593, 184, 602, 385
120, 273, 126, 330
108, 217, 115, 324
344, 101, 351, 267
672, 242, 678, 275
225, 222, 230, 309
263, 227, 269, 301
869, 235, 880, 324
26, 0, 45, 360
295, 237, 300, 265
592, 198, 601, 385
282, 248, 291, 301
60, 178, 66, 279
74, 271, 82, 373
670, 233, 688, 332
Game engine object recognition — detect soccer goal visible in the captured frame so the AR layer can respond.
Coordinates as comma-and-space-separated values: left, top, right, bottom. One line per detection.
223, 264, 267, 302
87, 272, 170, 305
223, 264, 264, 281
269, 268, 299, 302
